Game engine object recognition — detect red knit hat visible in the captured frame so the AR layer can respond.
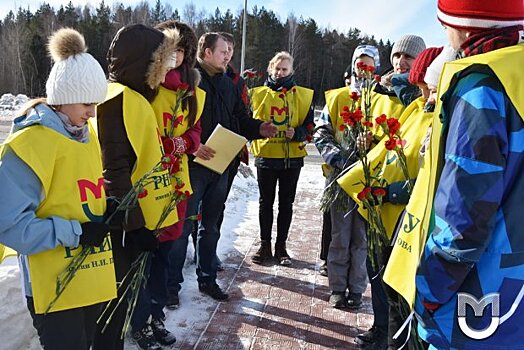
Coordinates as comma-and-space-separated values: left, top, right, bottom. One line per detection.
408, 47, 444, 85
437, 0, 524, 30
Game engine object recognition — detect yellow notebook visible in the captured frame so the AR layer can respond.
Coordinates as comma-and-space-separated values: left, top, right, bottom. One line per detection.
194, 124, 247, 174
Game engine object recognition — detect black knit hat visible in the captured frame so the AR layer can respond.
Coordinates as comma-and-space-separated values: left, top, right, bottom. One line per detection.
155, 20, 198, 68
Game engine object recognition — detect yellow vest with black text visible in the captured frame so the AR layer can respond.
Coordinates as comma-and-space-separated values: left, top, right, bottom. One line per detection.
383, 43, 524, 307
152, 86, 205, 195
2, 123, 116, 314
105, 83, 178, 229
250, 86, 313, 158
337, 97, 432, 238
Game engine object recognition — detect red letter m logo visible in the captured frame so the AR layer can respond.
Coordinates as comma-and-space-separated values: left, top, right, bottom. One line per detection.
270, 106, 288, 116
78, 177, 105, 201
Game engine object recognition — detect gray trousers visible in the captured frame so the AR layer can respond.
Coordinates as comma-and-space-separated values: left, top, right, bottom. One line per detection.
327, 199, 368, 294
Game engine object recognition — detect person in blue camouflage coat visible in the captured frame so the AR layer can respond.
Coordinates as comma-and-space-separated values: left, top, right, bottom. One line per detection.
415, 1, 524, 349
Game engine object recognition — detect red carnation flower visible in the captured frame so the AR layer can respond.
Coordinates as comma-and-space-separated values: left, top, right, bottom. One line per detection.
357, 187, 371, 200
385, 138, 396, 150
178, 83, 190, 91
372, 188, 386, 197
387, 118, 400, 135
375, 114, 387, 125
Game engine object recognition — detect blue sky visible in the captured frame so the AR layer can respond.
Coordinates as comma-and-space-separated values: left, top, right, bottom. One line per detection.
0, 0, 447, 46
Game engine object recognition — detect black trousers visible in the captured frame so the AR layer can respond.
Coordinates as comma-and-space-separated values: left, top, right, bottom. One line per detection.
257, 166, 301, 242
92, 229, 140, 350
320, 210, 332, 261
27, 297, 102, 350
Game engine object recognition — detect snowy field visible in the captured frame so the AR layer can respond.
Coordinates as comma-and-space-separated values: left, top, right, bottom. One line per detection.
0, 94, 324, 349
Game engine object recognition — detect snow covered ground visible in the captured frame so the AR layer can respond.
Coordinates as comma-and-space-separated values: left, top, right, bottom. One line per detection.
0, 94, 325, 349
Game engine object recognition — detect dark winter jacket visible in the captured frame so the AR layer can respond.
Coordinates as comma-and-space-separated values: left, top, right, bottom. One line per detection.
193, 62, 263, 166
97, 24, 177, 231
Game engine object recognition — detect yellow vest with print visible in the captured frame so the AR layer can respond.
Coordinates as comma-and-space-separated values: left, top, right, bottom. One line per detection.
105, 83, 179, 230
2, 123, 116, 314
337, 97, 432, 239
152, 85, 205, 195
383, 43, 524, 307
250, 86, 313, 158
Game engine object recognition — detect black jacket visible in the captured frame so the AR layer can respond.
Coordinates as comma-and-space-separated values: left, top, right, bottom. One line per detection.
196, 62, 262, 144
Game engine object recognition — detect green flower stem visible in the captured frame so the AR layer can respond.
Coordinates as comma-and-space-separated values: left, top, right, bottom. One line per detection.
45, 161, 165, 314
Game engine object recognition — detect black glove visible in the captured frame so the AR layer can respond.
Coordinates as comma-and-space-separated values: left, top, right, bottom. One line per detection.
125, 227, 158, 252
80, 222, 110, 247
105, 197, 127, 230
387, 180, 413, 205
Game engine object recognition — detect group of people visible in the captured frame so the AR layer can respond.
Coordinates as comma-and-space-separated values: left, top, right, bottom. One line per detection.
0, 0, 522, 349
0, 16, 313, 350
314, 1, 524, 350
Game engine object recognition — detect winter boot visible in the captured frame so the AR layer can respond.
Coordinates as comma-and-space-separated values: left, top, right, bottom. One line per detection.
166, 291, 179, 309
132, 324, 162, 350
198, 281, 229, 301
347, 292, 363, 310
329, 291, 349, 309
274, 241, 291, 265
150, 318, 177, 345
251, 240, 272, 264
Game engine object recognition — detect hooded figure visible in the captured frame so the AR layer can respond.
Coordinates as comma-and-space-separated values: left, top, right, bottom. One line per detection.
93, 24, 180, 350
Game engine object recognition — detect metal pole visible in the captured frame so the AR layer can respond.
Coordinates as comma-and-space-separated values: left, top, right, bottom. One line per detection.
240, 0, 247, 74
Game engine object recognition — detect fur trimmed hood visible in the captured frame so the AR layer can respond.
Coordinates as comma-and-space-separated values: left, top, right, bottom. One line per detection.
107, 24, 179, 101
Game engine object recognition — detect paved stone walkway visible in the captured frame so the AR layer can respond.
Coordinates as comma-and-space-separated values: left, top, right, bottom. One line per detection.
176, 161, 374, 350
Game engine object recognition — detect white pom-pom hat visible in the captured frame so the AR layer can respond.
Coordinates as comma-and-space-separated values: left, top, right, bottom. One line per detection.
46, 28, 107, 105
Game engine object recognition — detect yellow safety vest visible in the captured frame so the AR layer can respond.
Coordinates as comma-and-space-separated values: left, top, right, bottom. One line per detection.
2, 122, 116, 314
151, 85, 205, 195
383, 43, 524, 307
337, 97, 432, 238
250, 85, 313, 158
105, 83, 179, 230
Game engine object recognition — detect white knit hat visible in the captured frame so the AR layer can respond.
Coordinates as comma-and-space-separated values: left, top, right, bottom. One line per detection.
424, 45, 458, 88
46, 28, 107, 105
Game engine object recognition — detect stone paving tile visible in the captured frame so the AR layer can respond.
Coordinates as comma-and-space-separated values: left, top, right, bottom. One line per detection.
193, 164, 374, 349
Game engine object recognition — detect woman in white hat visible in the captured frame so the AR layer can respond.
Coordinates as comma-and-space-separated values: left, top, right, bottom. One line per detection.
0, 28, 112, 350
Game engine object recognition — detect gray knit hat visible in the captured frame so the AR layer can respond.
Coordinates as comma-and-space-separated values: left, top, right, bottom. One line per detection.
390, 34, 426, 64
46, 28, 107, 105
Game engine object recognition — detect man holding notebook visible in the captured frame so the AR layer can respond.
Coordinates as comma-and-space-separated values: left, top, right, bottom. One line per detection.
183, 32, 277, 300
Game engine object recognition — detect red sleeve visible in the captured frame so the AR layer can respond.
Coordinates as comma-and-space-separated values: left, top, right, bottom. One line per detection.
180, 119, 202, 154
